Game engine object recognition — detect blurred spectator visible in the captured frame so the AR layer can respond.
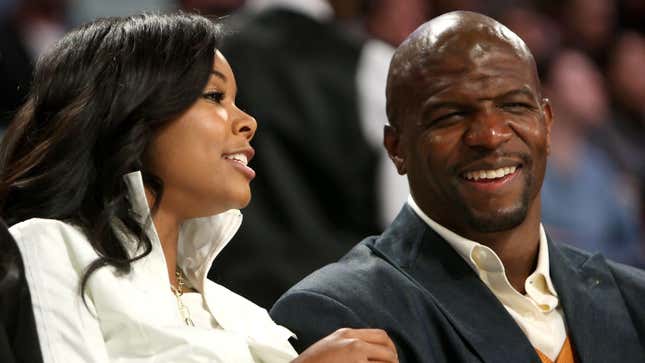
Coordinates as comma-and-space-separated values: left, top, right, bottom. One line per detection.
541, 49, 644, 267
433, 0, 486, 14
204, 0, 382, 308
180, 0, 244, 15
500, 4, 561, 76
66, 0, 174, 26
617, 0, 645, 33
593, 30, 645, 234
365, 0, 432, 46
0, 0, 67, 129
203, 0, 437, 307
560, 0, 617, 67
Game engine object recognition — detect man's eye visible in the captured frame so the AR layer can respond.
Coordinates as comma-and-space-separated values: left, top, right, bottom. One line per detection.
432, 111, 466, 126
202, 92, 224, 103
502, 102, 533, 111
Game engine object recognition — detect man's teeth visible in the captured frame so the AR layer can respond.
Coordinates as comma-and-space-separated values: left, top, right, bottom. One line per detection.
464, 166, 517, 181
223, 153, 248, 166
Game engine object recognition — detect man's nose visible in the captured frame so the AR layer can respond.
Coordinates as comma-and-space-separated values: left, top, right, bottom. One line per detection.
463, 109, 513, 150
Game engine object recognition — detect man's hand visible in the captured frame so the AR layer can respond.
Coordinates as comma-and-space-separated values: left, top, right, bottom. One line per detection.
292, 328, 399, 363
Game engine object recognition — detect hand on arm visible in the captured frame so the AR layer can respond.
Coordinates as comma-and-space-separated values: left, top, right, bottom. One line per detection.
292, 328, 398, 363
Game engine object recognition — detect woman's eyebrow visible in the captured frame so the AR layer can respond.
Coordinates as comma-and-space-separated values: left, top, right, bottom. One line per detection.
211, 70, 227, 81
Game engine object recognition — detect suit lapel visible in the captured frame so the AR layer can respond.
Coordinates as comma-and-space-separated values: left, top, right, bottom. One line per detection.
371, 207, 540, 362
549, 239, 645, 363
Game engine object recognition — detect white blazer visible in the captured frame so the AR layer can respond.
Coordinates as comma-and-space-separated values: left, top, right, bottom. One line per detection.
10, 171, 298, 363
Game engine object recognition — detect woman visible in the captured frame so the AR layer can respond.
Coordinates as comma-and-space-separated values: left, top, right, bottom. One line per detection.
0, 13, 397, 362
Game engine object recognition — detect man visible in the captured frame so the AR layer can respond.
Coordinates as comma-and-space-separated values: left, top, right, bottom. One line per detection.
270, 11, 645, 363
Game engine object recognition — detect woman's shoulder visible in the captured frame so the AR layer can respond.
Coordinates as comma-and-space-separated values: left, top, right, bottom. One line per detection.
9, 218, 87, 240
10, 218, 97, 264
204, 280, 296, 345
10, 217, 83, 236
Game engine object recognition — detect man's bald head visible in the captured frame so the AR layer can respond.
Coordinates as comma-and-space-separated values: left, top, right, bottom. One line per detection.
385, 11, 540, 128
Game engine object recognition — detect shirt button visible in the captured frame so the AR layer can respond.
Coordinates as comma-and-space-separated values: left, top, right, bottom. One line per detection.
475, 249, 487, 260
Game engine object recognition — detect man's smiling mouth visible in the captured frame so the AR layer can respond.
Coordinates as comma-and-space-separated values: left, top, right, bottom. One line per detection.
462, 165, 518, 181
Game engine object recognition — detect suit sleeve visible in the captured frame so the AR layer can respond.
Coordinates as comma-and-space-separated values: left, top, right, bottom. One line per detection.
270, 289, 369, 353
11, 221, 110, 363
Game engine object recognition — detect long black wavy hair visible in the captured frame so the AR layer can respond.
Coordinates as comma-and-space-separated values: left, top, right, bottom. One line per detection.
0, 13, 223, 296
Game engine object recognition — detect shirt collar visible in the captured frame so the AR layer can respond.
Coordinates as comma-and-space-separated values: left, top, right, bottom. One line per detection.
121, 171, 242, 292
245, 0, 334, 22
406, 195, 558, 300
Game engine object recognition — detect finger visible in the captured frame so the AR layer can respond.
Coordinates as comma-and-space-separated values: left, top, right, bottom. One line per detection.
358, 341, 398, 362
339, 328, 397, 351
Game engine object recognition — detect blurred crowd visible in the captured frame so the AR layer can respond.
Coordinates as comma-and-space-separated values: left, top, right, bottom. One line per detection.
0, 0, 644, 305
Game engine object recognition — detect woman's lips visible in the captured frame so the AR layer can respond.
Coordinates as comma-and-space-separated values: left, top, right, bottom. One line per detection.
223, 153, 256, 180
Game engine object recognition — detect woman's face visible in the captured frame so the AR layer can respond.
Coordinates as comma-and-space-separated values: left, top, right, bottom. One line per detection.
147, 50, 257, 219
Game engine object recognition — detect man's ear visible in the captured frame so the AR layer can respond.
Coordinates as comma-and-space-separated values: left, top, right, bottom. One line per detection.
384, 124, 407, 175
542, 98, 554, 155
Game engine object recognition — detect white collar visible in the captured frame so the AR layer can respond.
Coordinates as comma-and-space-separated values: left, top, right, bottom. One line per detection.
244, 0, 334, 22
407, 195, 559, 307
121, 171, 242, 293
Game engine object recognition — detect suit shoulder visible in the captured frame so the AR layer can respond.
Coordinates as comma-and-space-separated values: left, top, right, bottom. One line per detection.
557, 242, 645, 283
558, 242, 645, 285
606, 259, 645, 287
281, 237, 396, 299
556, 242, 595, 263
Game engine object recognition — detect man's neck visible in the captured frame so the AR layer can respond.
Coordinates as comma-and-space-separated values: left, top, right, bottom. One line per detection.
420, 198, 543, 293
482, 224, 541, 293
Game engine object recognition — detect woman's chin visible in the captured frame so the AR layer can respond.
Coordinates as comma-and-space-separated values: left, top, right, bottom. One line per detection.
227, 189, 252, 211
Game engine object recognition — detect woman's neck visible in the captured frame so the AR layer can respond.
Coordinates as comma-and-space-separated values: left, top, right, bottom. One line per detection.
152, 208, 181, 287
145, 188, 182, 288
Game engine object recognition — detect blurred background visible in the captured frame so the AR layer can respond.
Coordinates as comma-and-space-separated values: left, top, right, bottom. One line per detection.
1, 0, 643, 308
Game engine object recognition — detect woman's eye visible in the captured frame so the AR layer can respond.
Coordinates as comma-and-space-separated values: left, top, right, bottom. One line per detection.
202, 92, 225, 103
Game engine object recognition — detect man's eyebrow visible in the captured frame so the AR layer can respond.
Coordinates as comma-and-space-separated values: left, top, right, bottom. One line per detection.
211, 70, 227, 81
422, 100, 468, 111
496, 88, 535, 99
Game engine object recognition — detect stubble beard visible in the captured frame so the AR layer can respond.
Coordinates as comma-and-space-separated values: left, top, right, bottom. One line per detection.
460, 171, 534, 233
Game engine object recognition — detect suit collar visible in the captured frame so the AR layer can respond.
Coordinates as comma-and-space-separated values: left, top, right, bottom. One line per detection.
371, 206, 540, 361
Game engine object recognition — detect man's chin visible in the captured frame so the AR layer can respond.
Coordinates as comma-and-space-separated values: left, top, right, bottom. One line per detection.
465, 205, 528, 233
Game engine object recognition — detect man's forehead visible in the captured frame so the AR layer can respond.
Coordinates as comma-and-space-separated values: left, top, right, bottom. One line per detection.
390, 11, 534, 81
386, 11, 540, 126
432, 22, 524, 62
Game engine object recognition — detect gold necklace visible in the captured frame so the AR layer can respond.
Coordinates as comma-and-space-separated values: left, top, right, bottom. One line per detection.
170, 267, 195, 327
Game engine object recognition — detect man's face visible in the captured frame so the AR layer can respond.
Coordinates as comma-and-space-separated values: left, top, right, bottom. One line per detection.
386, 41, 553, 237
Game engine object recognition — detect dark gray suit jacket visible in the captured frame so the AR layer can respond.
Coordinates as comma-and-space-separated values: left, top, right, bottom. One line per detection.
271, 206, 645, 362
